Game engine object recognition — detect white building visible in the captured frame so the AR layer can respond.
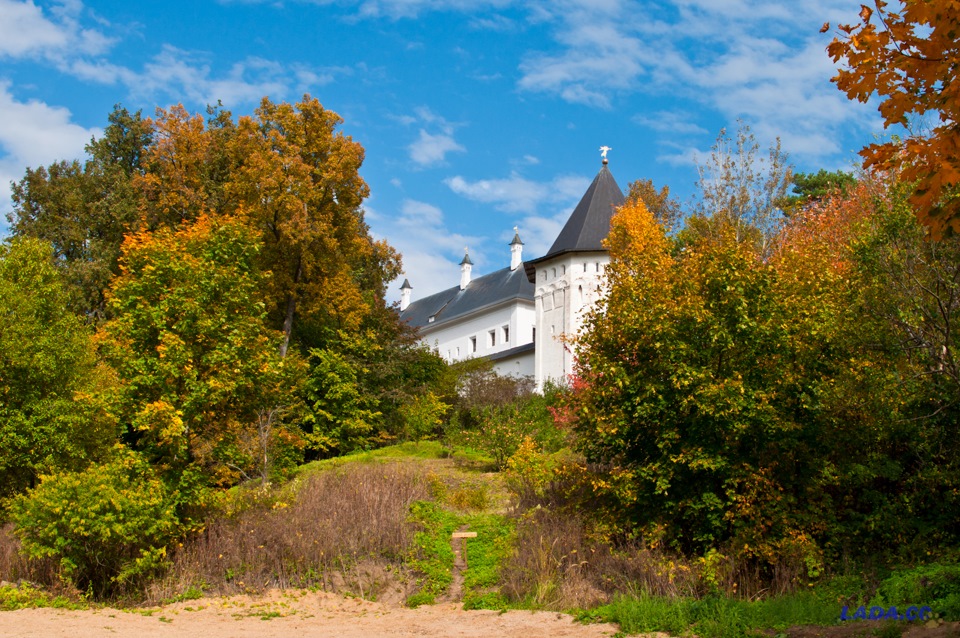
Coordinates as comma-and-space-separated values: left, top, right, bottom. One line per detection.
400, 159, 625, 387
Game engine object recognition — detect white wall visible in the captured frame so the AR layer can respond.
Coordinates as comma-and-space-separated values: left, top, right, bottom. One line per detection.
492, 349, 535, 378
420, 300, 536, 367
533, 251, 609, 388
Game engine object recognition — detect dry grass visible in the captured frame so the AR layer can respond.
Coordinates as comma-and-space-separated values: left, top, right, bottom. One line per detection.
499, 504, 816, 610
148, 462, 429, 604
500, 507, 702, 610
0, 524, 62, 592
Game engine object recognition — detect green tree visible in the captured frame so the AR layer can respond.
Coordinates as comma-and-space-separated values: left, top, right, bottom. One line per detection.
98, 216, 306, 487
571, 193, 903, 568
846, 177, 960, 544
8, 107, 151, 321
777, 169, 857, 214
0, 238, 115, 503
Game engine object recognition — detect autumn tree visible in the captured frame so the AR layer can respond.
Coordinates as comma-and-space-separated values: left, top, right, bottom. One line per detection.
626, 178, 682, 232
98, 217, 306, 488
570, 183, 928, 566
691, 121, 792, 255
137, 104, 236, 229
134, 96, 402, 357
0, 238, 116, 503
225, 96, 401, 356
828, 1, 960, 237
8, 107, 151, 320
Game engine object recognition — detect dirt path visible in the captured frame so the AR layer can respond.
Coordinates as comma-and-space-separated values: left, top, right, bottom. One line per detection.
0, 590, 621, 637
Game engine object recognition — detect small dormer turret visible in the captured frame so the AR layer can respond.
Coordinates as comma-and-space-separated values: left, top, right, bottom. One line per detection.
399, 278, 412, 311
510, 227, 523, 271
459, 249, 473, 291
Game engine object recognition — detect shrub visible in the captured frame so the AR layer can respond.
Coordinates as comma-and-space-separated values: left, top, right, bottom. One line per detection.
872, 562, 960, 621
10, 448, 180, 597
449, 374, 566, 470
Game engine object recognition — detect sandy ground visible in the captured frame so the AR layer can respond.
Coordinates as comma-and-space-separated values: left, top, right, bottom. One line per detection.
0, 590, 621, 638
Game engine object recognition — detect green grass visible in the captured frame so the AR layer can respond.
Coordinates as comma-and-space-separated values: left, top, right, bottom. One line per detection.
405, 499, 515, 609
406, 500, 459, 606
461, 513, 514, 610
869, 562, 960, 621
590, 589, 844, 638
292, 441, 496, 479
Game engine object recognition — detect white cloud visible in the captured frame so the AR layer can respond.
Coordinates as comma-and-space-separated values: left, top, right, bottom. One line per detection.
403, 107, 466, 167
408, 130, 466, 166
355, 0, 511, 19
633, 111, 708, 136
0, 0, 113, 60
0, 0, 68, 57
512, 0, 878, 163
0, 82, 100, 233
369, 198, 482, 301
469, 14, 515, 31
62, 44, 348, 108
1, 2, 345, 110
517, 1, 656, 108
445, 171, 588, 214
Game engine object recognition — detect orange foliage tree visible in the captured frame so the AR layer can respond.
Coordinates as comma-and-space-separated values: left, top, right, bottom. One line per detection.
828, 1, 960, 237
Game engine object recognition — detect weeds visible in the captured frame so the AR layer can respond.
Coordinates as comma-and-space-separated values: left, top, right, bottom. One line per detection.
0, 582, 86, 611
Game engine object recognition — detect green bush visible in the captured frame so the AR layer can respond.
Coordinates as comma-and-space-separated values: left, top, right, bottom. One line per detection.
10, 448, 181, 597
872, 562, 960, 621
0, 582, 83, 610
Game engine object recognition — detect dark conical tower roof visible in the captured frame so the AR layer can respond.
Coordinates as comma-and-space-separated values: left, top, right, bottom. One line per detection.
547, 165, 624, 256
525, 164, 625, 282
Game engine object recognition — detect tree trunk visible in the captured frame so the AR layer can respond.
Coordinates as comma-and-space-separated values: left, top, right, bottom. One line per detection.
280, 258, 303, 358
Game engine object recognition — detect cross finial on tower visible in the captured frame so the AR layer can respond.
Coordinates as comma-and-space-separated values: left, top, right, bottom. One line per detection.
599, 146, 612, 165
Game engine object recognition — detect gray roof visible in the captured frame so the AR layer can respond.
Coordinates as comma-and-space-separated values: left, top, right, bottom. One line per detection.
488, 341, 535, 361
525, 165, 624, 282
400, 265, 534, 330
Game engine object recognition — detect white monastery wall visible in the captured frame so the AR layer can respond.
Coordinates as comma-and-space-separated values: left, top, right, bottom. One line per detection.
534, 251, 609, 388
420, 300, 535, 368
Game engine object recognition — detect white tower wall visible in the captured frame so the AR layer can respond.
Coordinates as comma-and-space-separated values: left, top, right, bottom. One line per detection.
534, 251, 609, 388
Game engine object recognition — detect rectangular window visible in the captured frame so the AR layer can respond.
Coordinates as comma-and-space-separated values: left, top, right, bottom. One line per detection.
470, 336, 477, 353
488, 330, 496, 347
532, 327, 536, 341
502, 325, 509, 343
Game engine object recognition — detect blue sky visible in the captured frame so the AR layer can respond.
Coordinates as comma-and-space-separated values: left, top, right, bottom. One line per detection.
0, 0, 881, 302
